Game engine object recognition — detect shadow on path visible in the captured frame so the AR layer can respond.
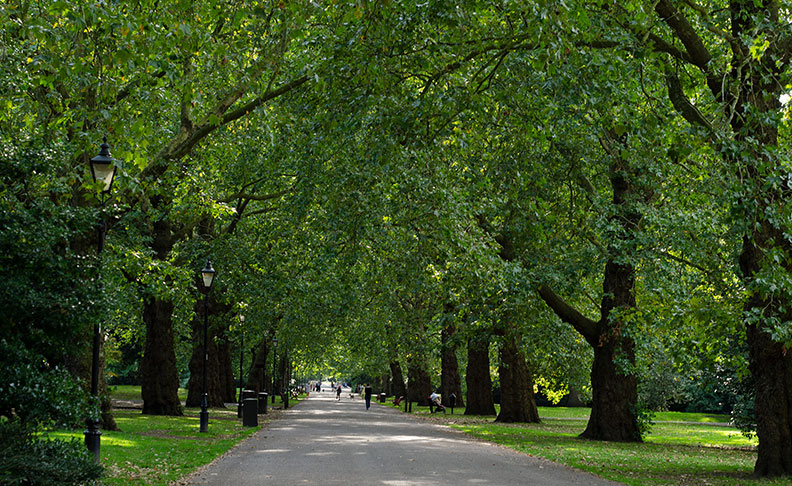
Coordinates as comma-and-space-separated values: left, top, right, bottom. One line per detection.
181, 390, 622, 486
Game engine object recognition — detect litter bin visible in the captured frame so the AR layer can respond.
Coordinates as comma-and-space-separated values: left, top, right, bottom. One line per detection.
258, 392, 268, 414
379, 392, 386, 403
243, 398, 258, 427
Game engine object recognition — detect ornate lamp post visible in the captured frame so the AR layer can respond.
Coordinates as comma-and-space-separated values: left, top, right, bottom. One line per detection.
85, 136, 118, 462
237, 315, 245, 417
199, 260, 216, 433
271, 338, 278, 404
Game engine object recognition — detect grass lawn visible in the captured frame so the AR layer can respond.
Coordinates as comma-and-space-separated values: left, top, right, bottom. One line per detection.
50, 387, 302, 485
385, 401, 791, 486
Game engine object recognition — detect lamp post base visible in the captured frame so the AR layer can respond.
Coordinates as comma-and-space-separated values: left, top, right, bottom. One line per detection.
199, 392, 209, 432
199, 409, 209, 432
84, 419, 101, 463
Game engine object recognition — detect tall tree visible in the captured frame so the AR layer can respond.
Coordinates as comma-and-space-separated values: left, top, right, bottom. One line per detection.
573, 0, 792, 473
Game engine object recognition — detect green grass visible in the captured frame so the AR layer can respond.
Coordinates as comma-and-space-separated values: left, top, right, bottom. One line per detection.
452, 421, 762, 486
109, 385, 187, 402
53, 407, 259, 486
383, 400, 785, 485
52, 386, 303, 485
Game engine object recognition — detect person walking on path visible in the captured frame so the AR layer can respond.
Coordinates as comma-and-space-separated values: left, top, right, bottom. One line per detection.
364, 384, 373, 410
336, 384, 342, 400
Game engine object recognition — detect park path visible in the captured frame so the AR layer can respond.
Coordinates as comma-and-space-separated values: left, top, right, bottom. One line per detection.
182, 389, 622, 486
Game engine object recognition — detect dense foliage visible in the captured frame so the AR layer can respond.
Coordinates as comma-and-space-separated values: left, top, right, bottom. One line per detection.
2, 0, 792, 479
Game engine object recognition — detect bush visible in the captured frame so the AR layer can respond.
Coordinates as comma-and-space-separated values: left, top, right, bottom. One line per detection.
637, 345, 688, 411
0, 340, 89, 427
0, 420, 103, 486
0, 342, 103, 484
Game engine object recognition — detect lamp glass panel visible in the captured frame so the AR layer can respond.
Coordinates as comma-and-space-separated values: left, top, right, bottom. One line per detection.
92, 162, 116, 192
201, 271, 215, 288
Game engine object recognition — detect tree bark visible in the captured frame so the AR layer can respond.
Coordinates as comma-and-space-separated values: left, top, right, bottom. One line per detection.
440, 319, 464, 407
390, 361, 407, 399
139, 210, 182, 415
581, 335, 638, 440
747, 320, 792, 476
495, 335, 539, 423
140, 295, 182, 415
465, 336, 496, 415
741, 219, 792, 474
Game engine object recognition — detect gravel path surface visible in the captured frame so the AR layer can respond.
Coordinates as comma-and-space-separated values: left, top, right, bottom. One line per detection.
181, 389, 622, 486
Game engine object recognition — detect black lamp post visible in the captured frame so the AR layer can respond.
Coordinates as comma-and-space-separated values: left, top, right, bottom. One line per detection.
271, 338, 278, 404
199, 259, 216, 433
237, 314, 245, 417
85, 136, 117, 462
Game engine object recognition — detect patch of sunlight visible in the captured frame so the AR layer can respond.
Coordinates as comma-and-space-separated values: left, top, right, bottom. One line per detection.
47, 431, 81, 440
102, 436, 138, 447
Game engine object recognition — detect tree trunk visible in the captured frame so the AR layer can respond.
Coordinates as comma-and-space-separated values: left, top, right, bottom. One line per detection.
140, 296, 182, 415
390, 360, 407, 398
581, 337, 638, 440
278, 354, 288, 405
186, 293, 232, 407
139, 210, 182, 415
407, 355, 433, 405
98, 337, 118, 430
245, 339, 271, 393
748, 320, 792, 476
465, 336, 495, 416
185, 299, 226, 408
579, 253, 641, 441
536, 144, 642, 440
440, 320, 464, 407
218, 337, 236, 403
495, 335, 539, 423
742, 235, 792, 475
645, 0, 791, 473
731, 5, 792, 472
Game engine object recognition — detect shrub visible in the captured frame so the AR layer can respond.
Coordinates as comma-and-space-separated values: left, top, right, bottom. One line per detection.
0, 420, 103, 486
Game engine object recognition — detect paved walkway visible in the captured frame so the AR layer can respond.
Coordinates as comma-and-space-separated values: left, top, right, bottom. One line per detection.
183, 389, 621, 486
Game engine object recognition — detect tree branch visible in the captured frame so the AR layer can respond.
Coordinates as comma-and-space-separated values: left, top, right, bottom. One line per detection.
220, 186, 292, 204
654, 0, 712, 69
537, 285, 599, 343
664, 69, 715, 133
144, 74, 310, 180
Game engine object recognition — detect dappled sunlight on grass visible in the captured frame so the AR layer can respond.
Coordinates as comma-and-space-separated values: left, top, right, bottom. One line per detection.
448, 417, 768, 486
101, 436, 140, 448
49, 408, 260, 486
